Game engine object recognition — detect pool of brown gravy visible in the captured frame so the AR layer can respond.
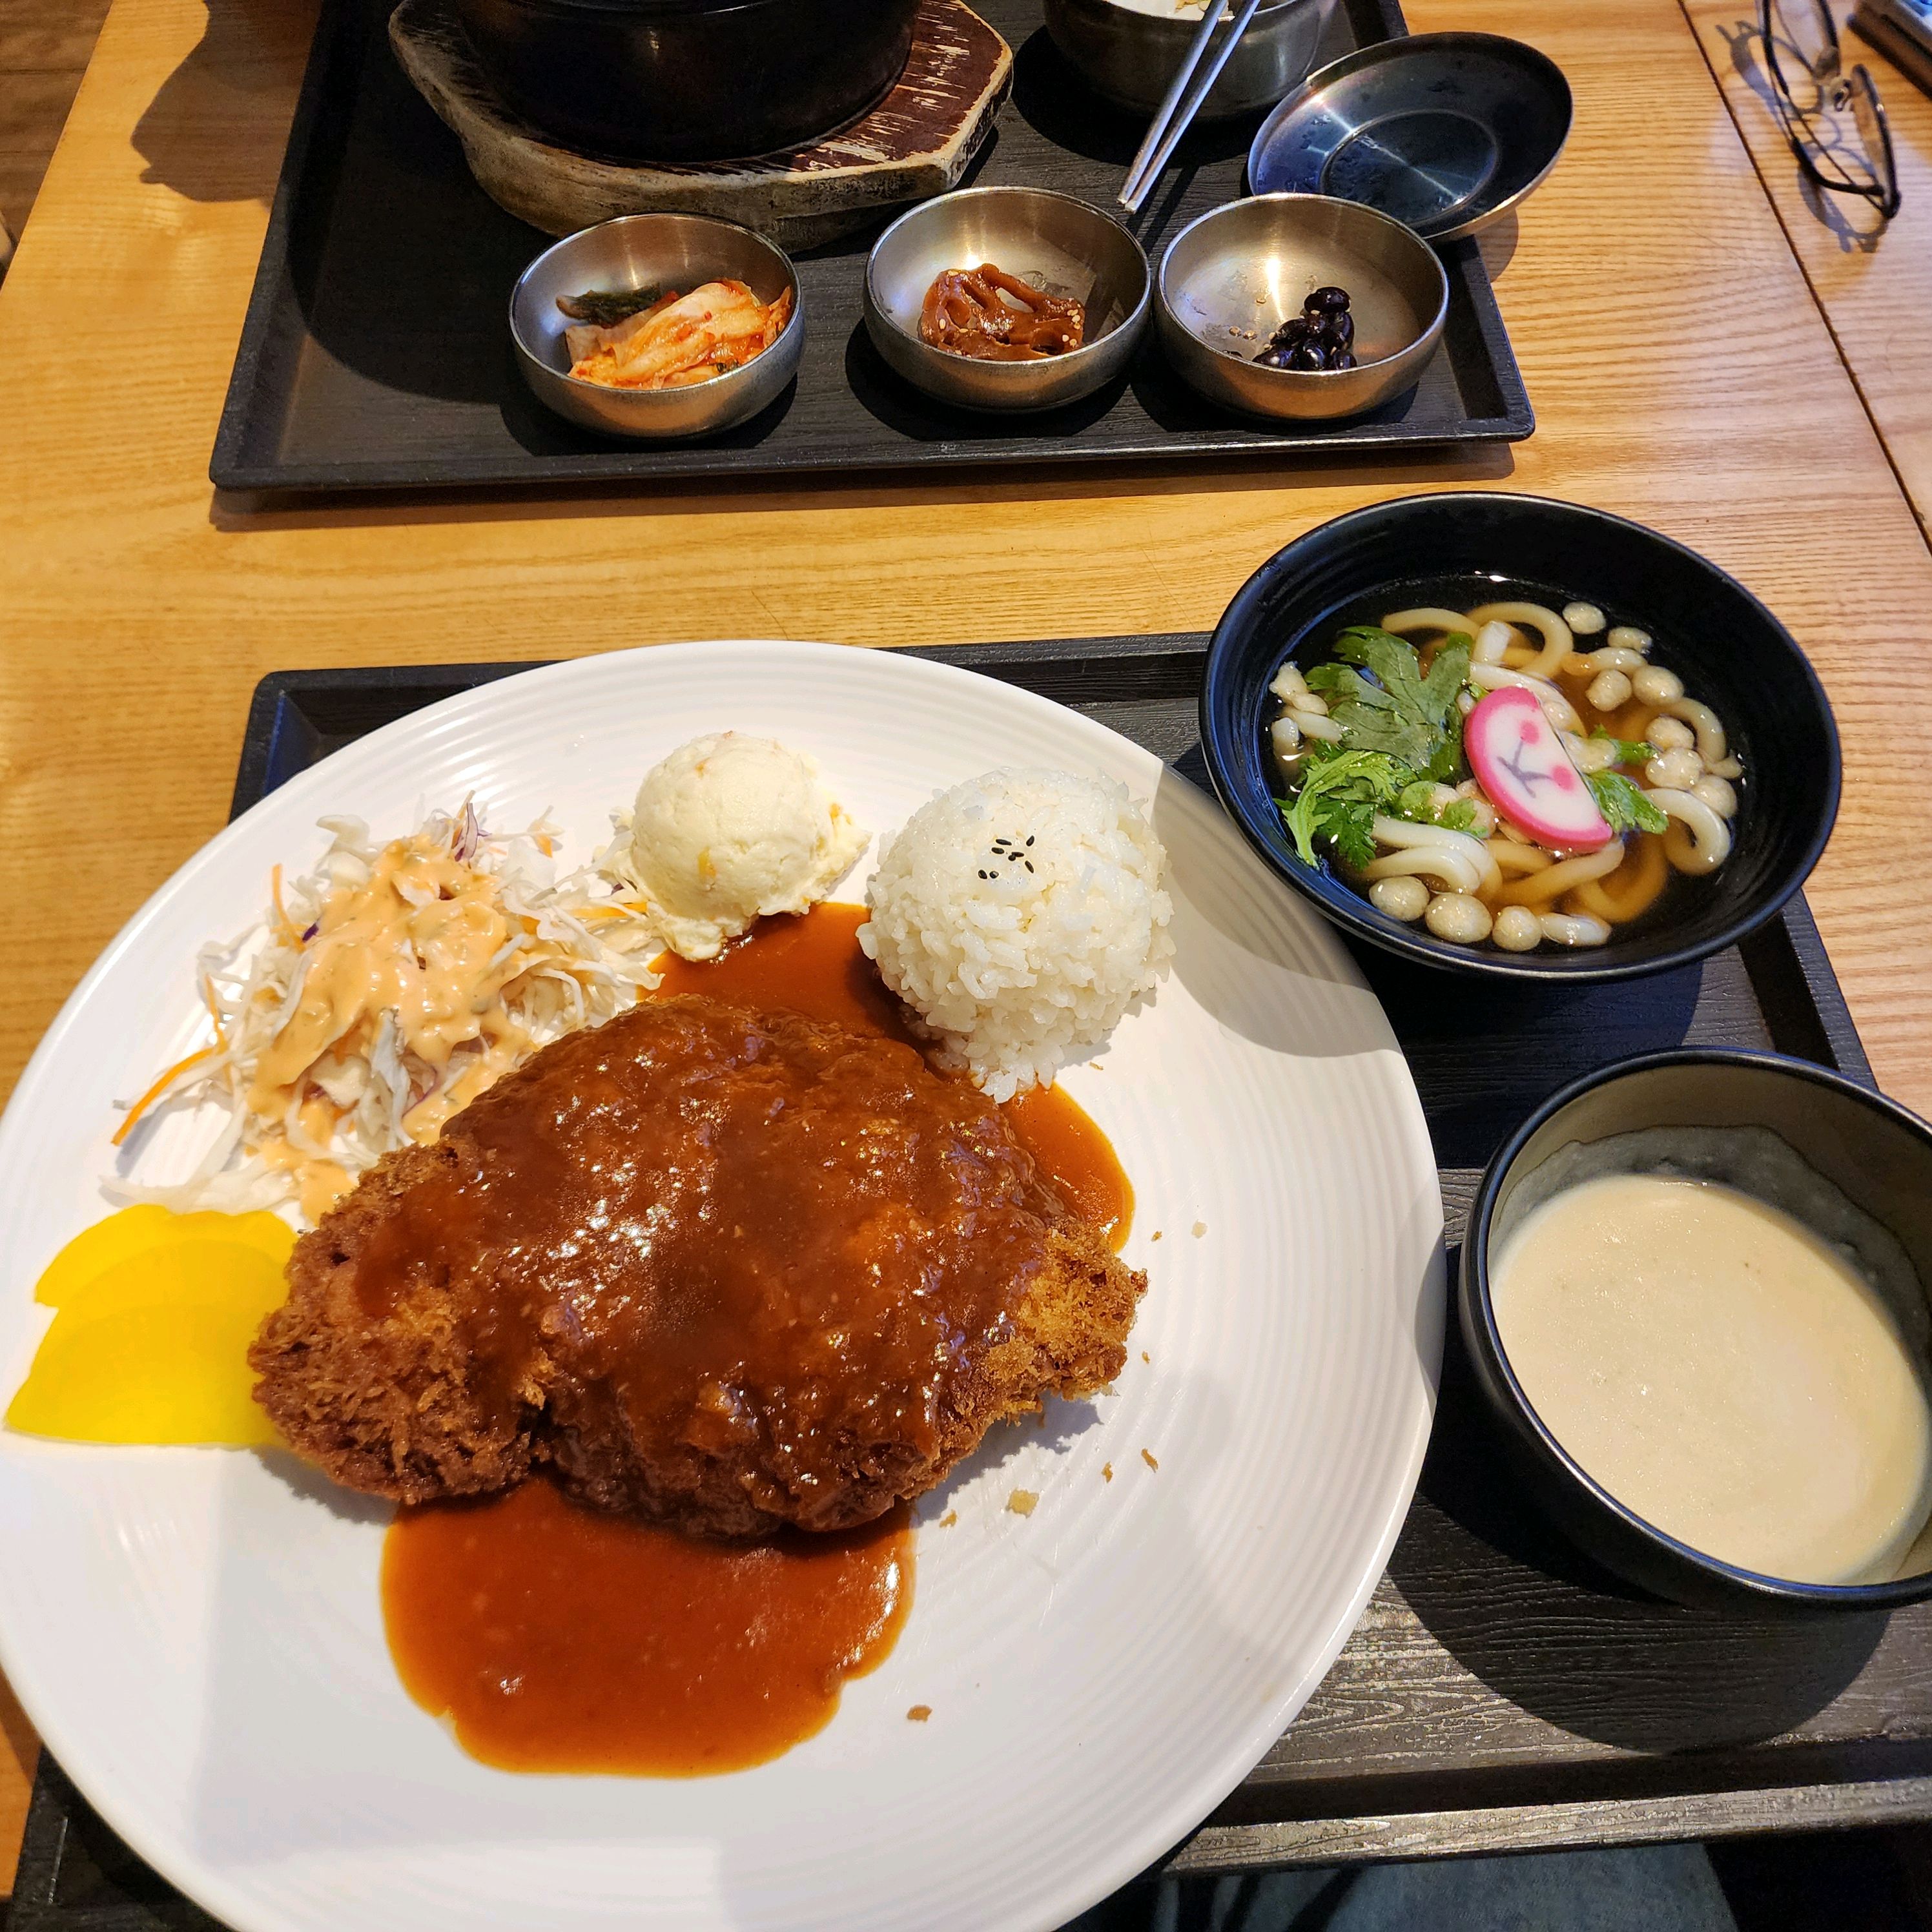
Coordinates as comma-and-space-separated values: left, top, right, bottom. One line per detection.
382, 903, 1132, 1776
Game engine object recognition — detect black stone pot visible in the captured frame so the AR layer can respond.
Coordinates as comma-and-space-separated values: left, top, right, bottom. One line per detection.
451, 0, 921, 163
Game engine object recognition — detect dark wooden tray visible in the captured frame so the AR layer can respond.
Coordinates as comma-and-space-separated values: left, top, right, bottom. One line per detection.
207, 0, 1534, 495
12, 635, 1922, 1932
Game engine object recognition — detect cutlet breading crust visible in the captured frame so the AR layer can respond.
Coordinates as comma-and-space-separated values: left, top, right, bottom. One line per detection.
252, 996, 1144, 1537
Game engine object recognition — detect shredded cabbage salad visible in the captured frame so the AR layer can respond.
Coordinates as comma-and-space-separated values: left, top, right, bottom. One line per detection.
109, 803, 661, 1222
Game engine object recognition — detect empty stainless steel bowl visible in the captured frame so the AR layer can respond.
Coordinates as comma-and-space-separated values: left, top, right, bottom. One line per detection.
1248, 32, 1573, 242
863, 187, 1151, 414
1042, 0, 1336, 120
510, 213, 803, 440
1155, 192, 1446, 420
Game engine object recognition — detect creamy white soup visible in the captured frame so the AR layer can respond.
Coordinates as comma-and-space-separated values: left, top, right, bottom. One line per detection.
1492, 1136, 1932, 1586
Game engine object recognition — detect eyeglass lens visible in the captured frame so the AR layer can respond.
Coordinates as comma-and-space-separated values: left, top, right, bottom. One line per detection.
1767, 0, 1840, 103
1845, 65, 1900, 211
1760, 0, 1899, 213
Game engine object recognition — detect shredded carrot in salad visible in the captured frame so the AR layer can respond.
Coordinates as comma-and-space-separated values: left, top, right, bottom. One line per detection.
201, 974, 229, 1049
269, 863, 296, 945
108, 802, 663, 1224
111, 1048, 221, 1149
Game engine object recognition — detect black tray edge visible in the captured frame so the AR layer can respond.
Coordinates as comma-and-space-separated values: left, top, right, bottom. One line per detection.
225, 633, 1214, 814
209, 0, 360, 493
1166, 1775, 1932, 1873
205, 0, 1535, 497
209, 413, 1537, 495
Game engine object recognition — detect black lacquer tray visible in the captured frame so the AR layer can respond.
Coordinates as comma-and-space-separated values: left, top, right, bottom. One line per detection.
15, 635, 1928, 1932
208, 0, 1533, 495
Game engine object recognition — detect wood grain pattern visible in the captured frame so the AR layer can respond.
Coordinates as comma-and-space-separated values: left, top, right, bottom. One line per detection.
4, 0, 1918, 1098
389, 0, 1011, 245
0, 6, 112, 1881
1173, 1778, 1932, 1871
0, 1670, 31, 1896
0, 3, 108, 242
4, 0, 1932, 1896
1685, 0, 1932, 539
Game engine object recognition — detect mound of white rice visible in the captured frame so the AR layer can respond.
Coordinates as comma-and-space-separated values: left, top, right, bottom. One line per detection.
858, 768, 1174, 1101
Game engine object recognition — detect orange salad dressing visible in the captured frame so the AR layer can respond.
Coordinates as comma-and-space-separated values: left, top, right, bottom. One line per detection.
249, 833, 546, 1217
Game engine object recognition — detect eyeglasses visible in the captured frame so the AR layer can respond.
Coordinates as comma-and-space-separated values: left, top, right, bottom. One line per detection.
1760, 0, 1902, 219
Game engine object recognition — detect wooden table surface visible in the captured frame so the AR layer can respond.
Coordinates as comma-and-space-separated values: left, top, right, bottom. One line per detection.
5, 0, 1932, 1901
0, 0, 112, 242
1688, 0, 1932, 539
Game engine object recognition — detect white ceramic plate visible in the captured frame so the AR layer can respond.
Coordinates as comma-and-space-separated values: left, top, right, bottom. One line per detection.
0, 642, 1442, 1932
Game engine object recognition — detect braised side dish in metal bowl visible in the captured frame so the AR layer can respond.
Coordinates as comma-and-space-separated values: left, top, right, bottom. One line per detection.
919, 263, 1087, 360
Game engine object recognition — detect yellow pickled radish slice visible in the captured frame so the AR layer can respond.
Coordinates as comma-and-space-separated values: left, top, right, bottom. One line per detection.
6, 1208, 294, 1446
32, 1204, 293, 1306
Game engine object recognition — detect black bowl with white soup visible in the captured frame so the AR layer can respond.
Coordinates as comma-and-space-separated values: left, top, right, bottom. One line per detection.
1461, 1051, 1932, 1612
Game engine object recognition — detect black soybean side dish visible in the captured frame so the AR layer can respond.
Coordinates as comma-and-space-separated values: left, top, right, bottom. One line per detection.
1255, 285, 1358, 372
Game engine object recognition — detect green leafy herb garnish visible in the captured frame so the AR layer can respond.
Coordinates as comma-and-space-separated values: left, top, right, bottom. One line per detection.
1277, 745, 1476, 869
1304, 628, 1471, 780
1277, 748, 1410, 868
1585, 770, 1669, 834
1590, 727, 1652, 768
1394, 780, 1476, 832
557, 285, 665, 327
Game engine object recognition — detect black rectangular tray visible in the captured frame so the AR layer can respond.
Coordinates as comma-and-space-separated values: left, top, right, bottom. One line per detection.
13, 635, 1923, 1932
208, 0, 1533, 495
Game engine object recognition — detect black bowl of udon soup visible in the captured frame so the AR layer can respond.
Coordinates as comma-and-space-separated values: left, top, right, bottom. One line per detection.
1461, 1051, 1932, 1613
1199, 492, 1840, 980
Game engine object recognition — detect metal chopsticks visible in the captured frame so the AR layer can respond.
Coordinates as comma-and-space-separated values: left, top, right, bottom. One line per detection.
1117, 0, 1267, 214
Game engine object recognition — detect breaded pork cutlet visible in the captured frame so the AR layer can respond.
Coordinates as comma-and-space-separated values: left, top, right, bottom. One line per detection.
251, 994, 1144, 1539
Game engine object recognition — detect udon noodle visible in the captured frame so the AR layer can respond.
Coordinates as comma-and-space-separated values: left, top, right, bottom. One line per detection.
1271, 595, 1742, 954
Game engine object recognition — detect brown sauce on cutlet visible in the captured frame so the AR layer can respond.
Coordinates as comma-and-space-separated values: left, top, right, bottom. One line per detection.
349, 990, 1062, 1523
654, 901, 914, 1039
1002, 1084, 1131, 1251
379, 903, 1129, 1775
654, 903, 1133, 1248
384, 1478, 911, 1776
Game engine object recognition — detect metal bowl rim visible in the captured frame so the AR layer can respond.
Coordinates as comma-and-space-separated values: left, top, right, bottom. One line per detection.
863, 186, 1153, 372
1461, 1045, 1932, 1608
509, 212, 803, 400
1246, 30, 1576, 242
1155, 191, 1448, 378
